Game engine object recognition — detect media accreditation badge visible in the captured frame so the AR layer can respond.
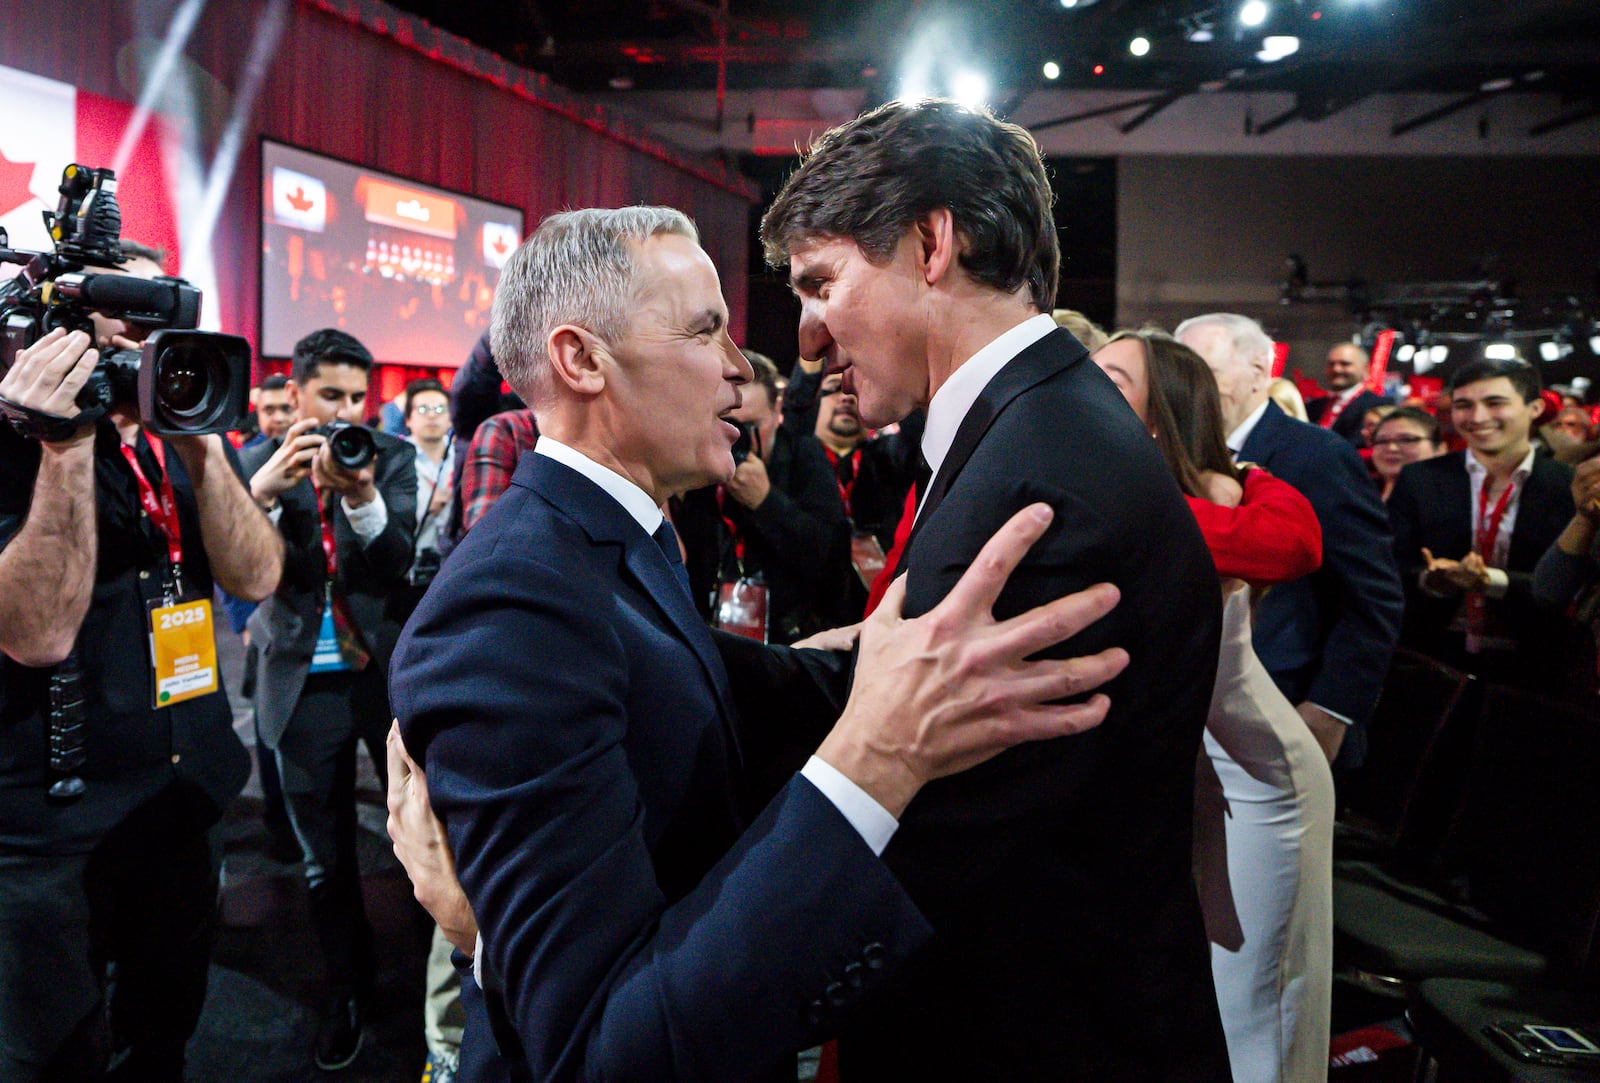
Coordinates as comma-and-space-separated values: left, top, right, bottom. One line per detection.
147, 595, 219, 708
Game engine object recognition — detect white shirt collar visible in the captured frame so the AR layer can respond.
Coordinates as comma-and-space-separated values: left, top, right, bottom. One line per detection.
535, 436, 664, 535
1226, 398, 1272, 455
921, 314, 1057, 482
1463, 445, 1537, 484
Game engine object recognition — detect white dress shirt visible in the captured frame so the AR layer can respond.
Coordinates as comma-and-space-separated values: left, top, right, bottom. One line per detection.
1459, 447, 1535, 600
1225, 399, 1273, 458
535, 435, 898, 855
916, 314, 1058, 522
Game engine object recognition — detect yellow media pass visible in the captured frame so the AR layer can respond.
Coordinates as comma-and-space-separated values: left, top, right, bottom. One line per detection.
148, 597, 219, 708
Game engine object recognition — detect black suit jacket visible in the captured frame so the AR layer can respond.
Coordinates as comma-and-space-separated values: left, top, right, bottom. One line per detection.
1238, 401, 1404, 743
240, 430, 416, 745
391, 453, 929, 1081
721, 328, 1232, 1081
1308, 387, 1389, 445
1387, 450, 1575, 681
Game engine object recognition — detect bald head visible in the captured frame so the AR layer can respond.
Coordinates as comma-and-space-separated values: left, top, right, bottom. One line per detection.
1325, 343, 1370, 392
1175, 313, 1274, 435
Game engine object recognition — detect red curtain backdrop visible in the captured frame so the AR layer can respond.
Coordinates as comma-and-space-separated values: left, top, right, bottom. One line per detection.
0, 0, 755, 381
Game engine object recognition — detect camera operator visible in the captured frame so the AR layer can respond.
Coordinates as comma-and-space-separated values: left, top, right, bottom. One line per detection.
0, 243, 283, 1081
240, 329, 416, 1070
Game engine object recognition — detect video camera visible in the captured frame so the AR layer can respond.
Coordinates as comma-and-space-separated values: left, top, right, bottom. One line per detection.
0, 164, 251, 438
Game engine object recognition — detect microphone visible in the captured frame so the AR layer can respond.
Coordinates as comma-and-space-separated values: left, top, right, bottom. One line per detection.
52, 272, 202, 329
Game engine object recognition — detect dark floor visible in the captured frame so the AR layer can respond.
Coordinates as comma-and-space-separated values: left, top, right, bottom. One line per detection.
189, 625, 430, 1083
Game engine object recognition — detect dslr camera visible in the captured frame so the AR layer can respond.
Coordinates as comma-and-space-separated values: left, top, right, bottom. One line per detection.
0, 164, 251, 439
314, 419, 377, 472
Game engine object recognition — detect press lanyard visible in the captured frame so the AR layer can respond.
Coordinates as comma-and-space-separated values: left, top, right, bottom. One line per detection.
118, 436, 184, 592
311, 480, 339, 581
824, 447, 859, 518
1475, 477, 1517, 563
715, 486, 746, 567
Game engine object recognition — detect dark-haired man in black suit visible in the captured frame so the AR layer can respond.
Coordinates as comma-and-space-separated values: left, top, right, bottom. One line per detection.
759, 97, 1231, 1082
1387, 358, 1575, 689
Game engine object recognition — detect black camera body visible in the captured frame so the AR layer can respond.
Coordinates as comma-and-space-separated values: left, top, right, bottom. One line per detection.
0, 164, 251, 437
315, 420, 378, 472
730, 421, 760, 465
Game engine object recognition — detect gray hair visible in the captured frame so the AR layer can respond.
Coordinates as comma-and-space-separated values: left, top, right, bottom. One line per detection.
490, 207, 699, 406
1174, 312, 1275, 376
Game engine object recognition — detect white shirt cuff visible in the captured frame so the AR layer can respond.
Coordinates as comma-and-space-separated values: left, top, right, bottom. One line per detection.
472, 932, 483, 987
800, 755, 898, 856
1307, 701, 1355, 728
1483, 566, 1510, 599
342, 488, 388, 546
265, 503, 284, 527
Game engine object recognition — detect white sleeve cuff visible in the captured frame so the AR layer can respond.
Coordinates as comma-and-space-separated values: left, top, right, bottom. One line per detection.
472, 932, 483, 987
342, 488, 388, 546
800, 755, 899, 856
1483, 566, 1510, 599
266, 503, 283, 527
1307, 701, 1355, 728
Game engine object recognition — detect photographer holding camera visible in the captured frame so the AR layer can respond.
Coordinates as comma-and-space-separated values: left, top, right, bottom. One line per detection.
240, 328, 416, 1070
402, 378, 454, 600
0, 241, 284, 1081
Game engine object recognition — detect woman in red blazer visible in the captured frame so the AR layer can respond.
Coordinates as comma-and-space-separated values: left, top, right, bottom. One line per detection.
1095, 330, 1335, 1083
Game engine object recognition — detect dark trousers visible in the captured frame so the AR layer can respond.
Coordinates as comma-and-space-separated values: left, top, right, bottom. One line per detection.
0, 791, 219, 1081
275, 671, 378, 1002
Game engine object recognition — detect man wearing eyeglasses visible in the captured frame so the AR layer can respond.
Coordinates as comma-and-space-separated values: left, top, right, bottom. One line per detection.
403, 379, 455, 590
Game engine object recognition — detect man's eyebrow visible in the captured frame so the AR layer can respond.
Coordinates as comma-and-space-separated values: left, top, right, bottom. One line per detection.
690, 309, 725, 331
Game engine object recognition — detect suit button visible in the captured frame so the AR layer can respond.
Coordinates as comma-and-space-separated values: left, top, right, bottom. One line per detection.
844, 962, 866, 990
862, 942, 887, 969
806, 998, 825, 1026
825, 981, 849, 1008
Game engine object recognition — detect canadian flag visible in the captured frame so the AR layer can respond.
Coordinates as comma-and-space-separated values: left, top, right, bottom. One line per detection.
270, 166, 327, 232
481, 221, 519, 270
0, 64, 181, 271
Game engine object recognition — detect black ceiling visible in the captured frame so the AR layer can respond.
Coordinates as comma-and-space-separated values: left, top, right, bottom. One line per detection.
383, 0, 1600, 107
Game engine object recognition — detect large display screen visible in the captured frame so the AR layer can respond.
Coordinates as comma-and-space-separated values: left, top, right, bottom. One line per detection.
260, 140, 523, 367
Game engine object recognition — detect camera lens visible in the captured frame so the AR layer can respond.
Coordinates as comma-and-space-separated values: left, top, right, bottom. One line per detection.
325, 424, 377, 471
156, 355, 206, 413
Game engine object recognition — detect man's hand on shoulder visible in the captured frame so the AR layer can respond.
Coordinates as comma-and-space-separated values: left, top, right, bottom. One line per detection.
386, 721, 478, 954
817, 503, 1130, 818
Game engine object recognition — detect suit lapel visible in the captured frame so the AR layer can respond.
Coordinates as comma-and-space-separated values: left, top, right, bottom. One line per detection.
904, 328, 1085, 564
1237, 400, 1285, 466
518, 455, 741, 748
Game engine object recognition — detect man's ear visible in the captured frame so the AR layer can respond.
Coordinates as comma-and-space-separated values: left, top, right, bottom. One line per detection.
914, 207, 959, 288
1529, 396, 1547, 423
286, 380, 302, 412
547, 325, 607, 396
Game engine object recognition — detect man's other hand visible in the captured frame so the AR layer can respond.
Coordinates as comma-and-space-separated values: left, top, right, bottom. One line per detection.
313, 441, 379, 507
0, 328, 100, 448
386, 721, 478, 954
725, 450, 771, 509
1297, 702, 1345, 763
793, 622, 862, 652
251, 418, 323, 506
817, 502, 1130, 818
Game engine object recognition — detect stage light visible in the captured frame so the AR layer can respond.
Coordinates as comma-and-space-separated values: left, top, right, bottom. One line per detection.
1414, 352, 1435, 375
1093, 63, 1106, 75
1256, 35, 1299, 61
952, 70, 990, 109
1239, 0, 1270, 28
1187, 26, 1215, 42
1591, 334, 1600, 354
1430, 345, 1450, 364
1042, 61, 1061, 80
1129, 35, 1151, 57
1485, 342, 1517, 361
1540, 340, 1574, 363
1061, 0, 1080, 7
1395, 344, 1416, 362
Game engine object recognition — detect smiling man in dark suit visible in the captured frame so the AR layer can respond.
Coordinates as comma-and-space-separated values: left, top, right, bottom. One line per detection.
387, 206, 1132, 1082
1387, 358, 1575, 689
757, 98, 1231, 1081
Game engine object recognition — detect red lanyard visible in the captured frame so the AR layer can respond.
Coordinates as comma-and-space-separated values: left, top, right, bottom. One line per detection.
118, 436, 183, 574
311, 480, 339, 580
1476, 477, 1517, 561
824, 447, 859, 517
714, 486, 745, 563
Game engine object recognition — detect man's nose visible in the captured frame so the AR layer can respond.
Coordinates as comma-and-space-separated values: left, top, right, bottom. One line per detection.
797, 302, 833, 362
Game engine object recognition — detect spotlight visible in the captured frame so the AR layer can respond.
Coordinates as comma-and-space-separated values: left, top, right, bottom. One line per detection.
1540, 340, 1574, 363
1414, 351, 1435, 375
1129, 35, 1151, 57
952, 70, 990, 109
1591, 334, 1600, 354
1093, 63, 1105, 75
1484, 342, 1517, 361
1256, 35, 1299, 61
1430, 345, 1450, 364
1042, 61, 1061, 80
1395, 344, 1416, 362
1239, 0, 1270, 27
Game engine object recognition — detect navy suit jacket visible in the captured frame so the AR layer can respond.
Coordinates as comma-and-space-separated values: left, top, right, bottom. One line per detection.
1308, 388, 1390, 445
390, 452, 929, 1082
721, 328, 1232, 1081
1387, 450, 1575, 677
1238, 401, 1404, 740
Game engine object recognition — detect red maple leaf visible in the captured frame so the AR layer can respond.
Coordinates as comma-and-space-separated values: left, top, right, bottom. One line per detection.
286, 186, 314, 212
492, 235, 509, 255
0, 149, 38, 220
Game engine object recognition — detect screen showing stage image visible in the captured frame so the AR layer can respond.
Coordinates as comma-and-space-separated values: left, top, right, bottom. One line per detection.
260, 141, 523, 367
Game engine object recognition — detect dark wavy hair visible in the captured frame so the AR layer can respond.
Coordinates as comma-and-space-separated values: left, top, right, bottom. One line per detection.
760, 99, 1060, 312
292, 328, 373, 385
1104, 329, 1239, 499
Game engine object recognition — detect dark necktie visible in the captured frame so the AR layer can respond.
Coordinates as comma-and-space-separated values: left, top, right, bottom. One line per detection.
910, 450, 934, 522
652, 519, 695, 603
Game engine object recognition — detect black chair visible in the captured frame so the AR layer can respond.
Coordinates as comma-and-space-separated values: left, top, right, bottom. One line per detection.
1404, 686, 1600, 1082
1335, 684, 1600, 997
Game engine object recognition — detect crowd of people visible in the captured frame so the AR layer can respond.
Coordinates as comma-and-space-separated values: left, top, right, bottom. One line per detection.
2, 96, 1598, 1083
